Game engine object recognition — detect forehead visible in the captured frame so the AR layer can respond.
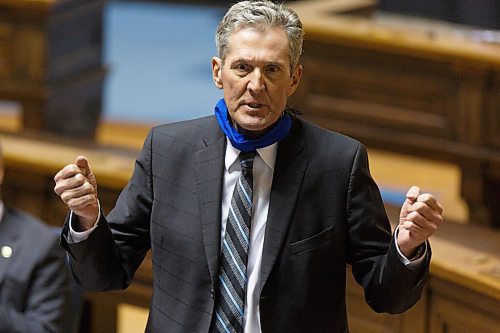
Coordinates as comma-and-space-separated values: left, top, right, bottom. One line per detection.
225, 26, 290, 64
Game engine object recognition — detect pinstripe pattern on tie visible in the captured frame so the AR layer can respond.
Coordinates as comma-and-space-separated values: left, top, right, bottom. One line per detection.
212, 151, 256, 333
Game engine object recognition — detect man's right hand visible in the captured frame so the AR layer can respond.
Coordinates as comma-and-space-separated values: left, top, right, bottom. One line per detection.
54, 156, 99, 230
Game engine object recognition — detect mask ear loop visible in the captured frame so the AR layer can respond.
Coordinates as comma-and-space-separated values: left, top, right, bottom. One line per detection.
284, 104, 302, 117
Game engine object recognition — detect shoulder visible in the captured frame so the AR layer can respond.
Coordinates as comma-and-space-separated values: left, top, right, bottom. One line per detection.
5, 207, 59, 244
151, 115, 218, 139
144, 115, 220, 149
293, 117, 364, 153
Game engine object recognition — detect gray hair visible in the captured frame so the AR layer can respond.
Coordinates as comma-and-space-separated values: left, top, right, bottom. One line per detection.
216, 1, 304, 71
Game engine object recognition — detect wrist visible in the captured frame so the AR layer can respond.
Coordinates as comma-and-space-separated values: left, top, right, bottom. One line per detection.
74, 216, 97, 231
398, 240, 426, 261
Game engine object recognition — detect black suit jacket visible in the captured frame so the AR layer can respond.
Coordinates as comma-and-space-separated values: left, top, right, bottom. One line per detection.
62, 116, 430, 332
0, 207, 72, 333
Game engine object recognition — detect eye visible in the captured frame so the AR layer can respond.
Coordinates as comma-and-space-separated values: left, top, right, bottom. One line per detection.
265, 65, 281, 75
235, 63, 251, 72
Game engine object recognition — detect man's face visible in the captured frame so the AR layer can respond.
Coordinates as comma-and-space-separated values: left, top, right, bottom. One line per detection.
212, 26, 302, 136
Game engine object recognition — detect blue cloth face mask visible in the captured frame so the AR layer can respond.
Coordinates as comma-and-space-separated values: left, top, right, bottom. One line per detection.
214, 98, 292, 152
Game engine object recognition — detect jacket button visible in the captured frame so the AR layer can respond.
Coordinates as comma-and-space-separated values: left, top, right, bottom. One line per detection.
210, 289, 215, 299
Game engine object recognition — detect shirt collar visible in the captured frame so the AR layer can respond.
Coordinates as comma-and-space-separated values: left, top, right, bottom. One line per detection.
225, 140, 277, 172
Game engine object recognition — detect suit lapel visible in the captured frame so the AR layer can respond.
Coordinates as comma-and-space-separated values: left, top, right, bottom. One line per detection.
0, 211, 21, 286
260, 120, 308, 287
195, 120, 226, 288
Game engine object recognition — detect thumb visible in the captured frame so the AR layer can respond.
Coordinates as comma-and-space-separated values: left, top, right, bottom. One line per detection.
75, 155, 98, 192
405, 185, 421, 202
75, 155, 92, 176
399, 185, 421, 221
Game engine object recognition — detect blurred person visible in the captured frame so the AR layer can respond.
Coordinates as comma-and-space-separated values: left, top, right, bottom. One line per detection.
0, 143, 73, 332
54, 1, 443, 332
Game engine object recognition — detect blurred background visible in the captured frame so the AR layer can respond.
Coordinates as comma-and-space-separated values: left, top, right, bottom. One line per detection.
0, 0, 499, 332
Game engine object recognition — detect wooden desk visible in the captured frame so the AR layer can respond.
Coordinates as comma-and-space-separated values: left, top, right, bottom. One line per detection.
288, 0, 500, 227
0, 0, 105, 139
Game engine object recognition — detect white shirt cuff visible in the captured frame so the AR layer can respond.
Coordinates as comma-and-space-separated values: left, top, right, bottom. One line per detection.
68, 202, 101, 243
394, 227, 428, 267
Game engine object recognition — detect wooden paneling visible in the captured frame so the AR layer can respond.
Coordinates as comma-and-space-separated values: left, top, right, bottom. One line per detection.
487, 73, 500, 149
289, 0, 500, 227
0, 0, 105, 139
297, 42, 458, 141
429, 277, 500, 333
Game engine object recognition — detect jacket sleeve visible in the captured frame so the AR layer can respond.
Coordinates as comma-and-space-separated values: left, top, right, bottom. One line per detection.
346, 143, 430, 314
60, 128, 154, 292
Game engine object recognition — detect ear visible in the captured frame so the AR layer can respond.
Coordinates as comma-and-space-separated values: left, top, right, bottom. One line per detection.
287, 64, 303, 97
212, 57, 223, 89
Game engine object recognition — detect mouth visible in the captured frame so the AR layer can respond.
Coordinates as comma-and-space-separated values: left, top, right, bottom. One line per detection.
244, 102, 264, 109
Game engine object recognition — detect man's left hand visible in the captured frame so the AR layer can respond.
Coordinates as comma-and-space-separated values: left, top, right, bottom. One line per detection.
397, 186, 444, 259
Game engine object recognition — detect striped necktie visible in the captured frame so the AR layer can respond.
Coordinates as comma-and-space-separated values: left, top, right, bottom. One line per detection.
212, 151, 256, 333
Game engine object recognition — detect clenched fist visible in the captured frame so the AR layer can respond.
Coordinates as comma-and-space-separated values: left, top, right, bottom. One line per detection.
397, 186, 444, 258
54, 156, 99, 230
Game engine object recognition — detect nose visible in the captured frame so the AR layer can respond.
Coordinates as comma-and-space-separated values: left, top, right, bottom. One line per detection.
247, 68, 265, 92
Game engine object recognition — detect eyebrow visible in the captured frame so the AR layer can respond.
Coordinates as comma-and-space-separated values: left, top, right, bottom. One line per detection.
230, 58, 287, 67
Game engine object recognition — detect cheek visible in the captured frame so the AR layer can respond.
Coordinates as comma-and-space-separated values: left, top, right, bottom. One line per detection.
223, 82, 245, 99
270, 87, 290, 106
286, 79, 296, 96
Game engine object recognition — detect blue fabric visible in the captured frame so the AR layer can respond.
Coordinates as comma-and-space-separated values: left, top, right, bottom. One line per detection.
214, 98, 292, 152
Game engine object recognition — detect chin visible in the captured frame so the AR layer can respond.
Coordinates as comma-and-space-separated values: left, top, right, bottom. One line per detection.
239, 122, 272, 137
240, 122, 268, 132
237, 117, 266, 131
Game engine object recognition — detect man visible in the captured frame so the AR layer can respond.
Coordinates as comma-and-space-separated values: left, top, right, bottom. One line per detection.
54, 1, 443, 332
0, 143, 73, 333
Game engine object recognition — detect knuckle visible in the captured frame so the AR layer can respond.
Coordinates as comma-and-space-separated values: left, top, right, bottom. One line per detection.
62, 164, 75, 175
85, 182, 94, 193
421, 193, 432, 201
60, 192, 72, 203
69, 196, 84, 209
404, 220, 414, 229
421, 193, 430, 200
417, 201, 429, 211
407, 211, 418, 220
70, 176, 84, 188
412, 202, 424, 211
